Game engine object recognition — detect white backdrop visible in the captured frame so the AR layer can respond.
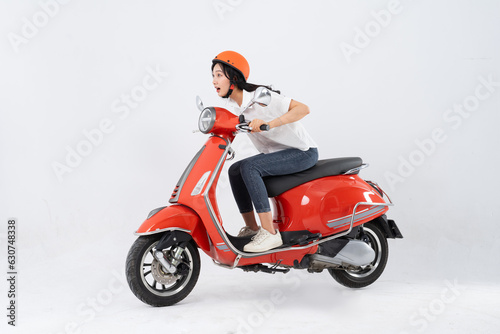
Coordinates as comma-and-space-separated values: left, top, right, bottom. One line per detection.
1, 0, 499, 333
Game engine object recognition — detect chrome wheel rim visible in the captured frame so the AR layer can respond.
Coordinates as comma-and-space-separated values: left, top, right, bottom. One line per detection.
139, 241, 193, 296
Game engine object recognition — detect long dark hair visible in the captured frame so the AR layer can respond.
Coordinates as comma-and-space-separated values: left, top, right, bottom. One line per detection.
211, 62, 281, 95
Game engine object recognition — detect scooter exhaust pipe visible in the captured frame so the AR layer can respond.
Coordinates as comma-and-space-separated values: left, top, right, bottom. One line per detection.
309, 240, 375, 269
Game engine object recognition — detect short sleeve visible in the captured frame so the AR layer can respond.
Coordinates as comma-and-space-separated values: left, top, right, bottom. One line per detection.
269, 91, 292, 116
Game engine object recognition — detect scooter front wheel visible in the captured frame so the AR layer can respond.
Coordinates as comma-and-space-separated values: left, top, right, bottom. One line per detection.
328, 221, 388, 288
126, 233, 200, 307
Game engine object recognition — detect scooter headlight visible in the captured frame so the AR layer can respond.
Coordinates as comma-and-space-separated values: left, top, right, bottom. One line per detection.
198, 107, 216, 134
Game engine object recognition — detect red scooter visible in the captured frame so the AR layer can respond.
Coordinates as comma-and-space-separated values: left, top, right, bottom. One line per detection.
126, 87, 403, 307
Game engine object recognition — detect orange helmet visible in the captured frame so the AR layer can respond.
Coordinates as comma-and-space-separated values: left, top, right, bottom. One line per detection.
212, 50, 250, 81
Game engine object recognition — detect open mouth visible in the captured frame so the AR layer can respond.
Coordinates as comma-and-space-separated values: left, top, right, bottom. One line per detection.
216, 87, 220, 93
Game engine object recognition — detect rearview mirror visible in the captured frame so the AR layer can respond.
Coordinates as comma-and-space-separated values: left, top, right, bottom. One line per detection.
196, 96, 204, 111
251, 86, 271, 107
241, 87, 271, 114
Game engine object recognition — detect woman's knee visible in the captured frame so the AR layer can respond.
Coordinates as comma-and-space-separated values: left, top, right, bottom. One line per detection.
239, 159, 261, 178
228, 161, 242, 177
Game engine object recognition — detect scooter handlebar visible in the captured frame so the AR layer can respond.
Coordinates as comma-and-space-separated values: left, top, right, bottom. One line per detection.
236, 123, 270, 133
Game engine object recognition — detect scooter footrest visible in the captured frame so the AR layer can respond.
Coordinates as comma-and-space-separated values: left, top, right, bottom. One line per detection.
295, 233, 322, 245
281, 230, 322, 246
239, 264, 290, 274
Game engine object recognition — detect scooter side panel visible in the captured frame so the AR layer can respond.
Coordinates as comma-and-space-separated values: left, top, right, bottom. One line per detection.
175, 135, 228, 208
172, 135, 230, 263
273, 175, 389, 237
135, 204, 211, 253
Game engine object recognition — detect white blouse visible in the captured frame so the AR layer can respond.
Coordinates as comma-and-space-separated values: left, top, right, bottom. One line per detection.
225, 90, 318, 154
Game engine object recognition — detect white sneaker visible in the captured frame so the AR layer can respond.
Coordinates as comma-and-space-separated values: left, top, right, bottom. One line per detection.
243, 228, 283, 252
237, 226, 258, 237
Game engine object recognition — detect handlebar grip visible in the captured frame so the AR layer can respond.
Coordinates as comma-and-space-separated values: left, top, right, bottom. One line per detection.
260, 124, 270, 131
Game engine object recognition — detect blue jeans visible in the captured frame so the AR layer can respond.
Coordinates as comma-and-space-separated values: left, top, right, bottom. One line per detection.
228, 147, 319, 213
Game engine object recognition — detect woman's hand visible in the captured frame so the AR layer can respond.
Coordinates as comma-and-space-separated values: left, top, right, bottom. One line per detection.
248, 119, 268, 133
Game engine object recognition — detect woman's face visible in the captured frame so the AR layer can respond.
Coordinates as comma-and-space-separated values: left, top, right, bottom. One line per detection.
212, 63, 231, 97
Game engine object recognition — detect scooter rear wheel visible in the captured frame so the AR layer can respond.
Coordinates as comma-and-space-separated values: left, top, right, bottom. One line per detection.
126, 233, 200, 306
328, 222, 388, 288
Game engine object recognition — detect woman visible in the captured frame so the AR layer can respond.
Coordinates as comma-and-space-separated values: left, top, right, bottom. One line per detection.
212, 51, 318, 252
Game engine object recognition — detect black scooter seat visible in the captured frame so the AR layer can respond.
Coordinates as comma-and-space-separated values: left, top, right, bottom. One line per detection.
263, 157, 363, 197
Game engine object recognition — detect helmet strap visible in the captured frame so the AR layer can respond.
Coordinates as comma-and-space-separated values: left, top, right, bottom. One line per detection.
224, 83, 235, 99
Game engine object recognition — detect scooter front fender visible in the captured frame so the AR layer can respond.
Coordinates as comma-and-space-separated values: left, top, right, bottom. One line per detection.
135, 204, 210, 253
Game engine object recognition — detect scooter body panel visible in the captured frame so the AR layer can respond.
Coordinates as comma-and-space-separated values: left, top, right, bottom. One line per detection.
169, 135, 232, 263
272, 174, 389, 236
135, 204, 211, 254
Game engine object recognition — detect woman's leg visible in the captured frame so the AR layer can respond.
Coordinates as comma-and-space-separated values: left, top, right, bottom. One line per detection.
241, 212, 259, 231
239, 148, 319, 233
229, 148, 318, 250
229, 160, 261, 236
229, 160, 259, 233
257, 211, 274, 234
228, 159, 255, 215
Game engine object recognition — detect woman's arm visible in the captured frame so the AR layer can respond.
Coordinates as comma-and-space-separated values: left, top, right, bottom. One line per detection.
249, 99, 310, 132
270, 99, 310, 128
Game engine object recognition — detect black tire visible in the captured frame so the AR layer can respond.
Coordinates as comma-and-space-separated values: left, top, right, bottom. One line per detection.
328, 222, 388, 288
126, 233, 200, 307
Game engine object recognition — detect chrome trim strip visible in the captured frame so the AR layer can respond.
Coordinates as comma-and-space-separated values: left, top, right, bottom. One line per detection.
212, 254, 242, 270
347, 202, 393, 232
170, 146, 206, 203
365, 180, 393, 204
344, 163, 369, 175
212, 259, 233, 269
327, 208, 369, 225
379, 186, 393, 205
203, 136, 243, 251
134, 227, 191, 236
233, 254, 242, 267
327, 205, 387, 229
147, 206, 167, 220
